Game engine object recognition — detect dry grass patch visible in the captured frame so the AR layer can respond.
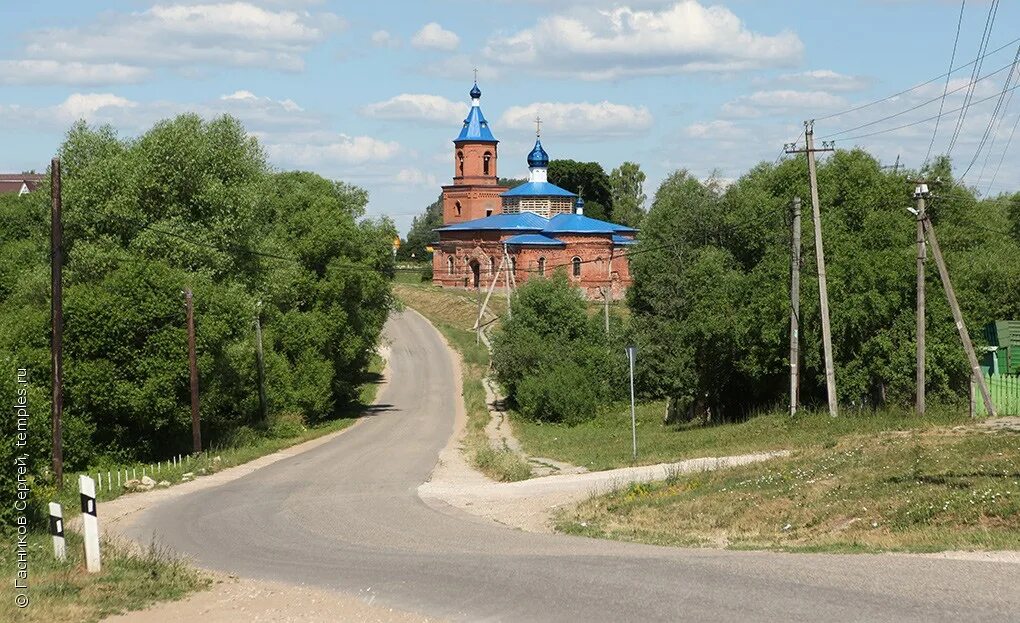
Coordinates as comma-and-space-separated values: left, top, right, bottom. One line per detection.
558, 429, 1020, 553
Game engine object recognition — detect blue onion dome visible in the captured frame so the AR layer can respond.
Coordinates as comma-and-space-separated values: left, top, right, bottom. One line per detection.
527, 139, 549, 168
575, 196, 585, 212
470, 82, 482, 99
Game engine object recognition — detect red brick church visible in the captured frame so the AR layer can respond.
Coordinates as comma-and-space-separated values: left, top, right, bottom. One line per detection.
432, 82, 635, 300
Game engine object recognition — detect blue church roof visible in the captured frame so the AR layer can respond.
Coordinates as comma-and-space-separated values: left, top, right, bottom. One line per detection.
436, 212, 547, 232
545, 213, 637, 234
501, 182, 576, 198
455, 83, 497, 143
504, 233, 566, 247
612, 234, 637, 246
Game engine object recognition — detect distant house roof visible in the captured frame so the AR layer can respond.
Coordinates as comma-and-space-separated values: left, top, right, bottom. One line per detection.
544, 213, 637, 234
501, 181, 576, 198
504, 233, 567, 247
0, 173, 44, 196
436, 211, 548, 232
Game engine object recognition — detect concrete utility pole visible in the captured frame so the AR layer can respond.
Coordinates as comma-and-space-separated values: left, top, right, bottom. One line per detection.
185, 288, 202, 452
921, 215, 997, 417
786, 122, 838, 417
789, 197, 802, 416
913, 183, 928, 417
254, 301, 268, 422
50, 157, 64, 488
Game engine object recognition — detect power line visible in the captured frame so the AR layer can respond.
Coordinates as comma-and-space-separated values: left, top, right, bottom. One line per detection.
960, 43, 1020, 181
985, 100, 1020, 193
814, 34, 1020, 122
835, 79, 1020, 142
946, 0, 1000, 157
819, 57, 1017, 140
925, 0, 968, 165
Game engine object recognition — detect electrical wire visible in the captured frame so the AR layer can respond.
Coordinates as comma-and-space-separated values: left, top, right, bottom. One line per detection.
814, 34, 1020, 122
946, 0, 1000, 157
984, 100, 1020, 194
960, 43, 1020, 181
926, 0, 968, 165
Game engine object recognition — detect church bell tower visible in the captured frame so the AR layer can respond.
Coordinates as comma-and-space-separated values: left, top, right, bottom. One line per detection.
441, 81, 508, 224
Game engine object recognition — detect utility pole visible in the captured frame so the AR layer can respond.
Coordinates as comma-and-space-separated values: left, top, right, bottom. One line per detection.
921, 215, 997, 417
185, 288, 202, 452
786, 122, 838, 417
912, 183, 928, 417
50, 157, 64, 488
503, 245, 513, 321
254, 301, 268, 422
789, 197, 802, 416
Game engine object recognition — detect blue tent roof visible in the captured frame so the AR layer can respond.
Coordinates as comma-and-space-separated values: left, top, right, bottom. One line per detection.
612, 234, 637, 246
504, 233, 566, 247
502, 181, 576, 198
455, 104, 497, 143
436, 212, 547, 232
545, 213, 637, 234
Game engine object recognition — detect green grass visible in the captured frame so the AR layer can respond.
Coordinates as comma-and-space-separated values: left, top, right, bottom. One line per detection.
394, 283, 531, 481
557, 426, 1020, 553
0, 531, 209, 623
514, 402, 975, 471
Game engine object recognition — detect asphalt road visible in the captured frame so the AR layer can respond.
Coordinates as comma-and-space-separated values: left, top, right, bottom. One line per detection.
127, 310, 1020, 622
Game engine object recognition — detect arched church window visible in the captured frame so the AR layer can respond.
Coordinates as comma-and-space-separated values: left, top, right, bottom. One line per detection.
510, 256, 516, 274
489, 256, 496, 274
538, 257, 546, 276
483, 152, 492, 176
447, 256, 454, 275
572, 256, 582, 277
457, 151, 464, 177
455, 201, 462, 216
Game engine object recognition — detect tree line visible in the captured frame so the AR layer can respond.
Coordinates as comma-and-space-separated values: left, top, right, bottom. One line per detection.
1, 114, 396, 525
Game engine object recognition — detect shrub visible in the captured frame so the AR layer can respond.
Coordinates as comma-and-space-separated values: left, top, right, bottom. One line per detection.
515, 359, 600, 424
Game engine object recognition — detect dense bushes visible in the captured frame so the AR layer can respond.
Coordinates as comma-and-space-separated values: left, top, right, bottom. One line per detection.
492, 272, 626, 424
0, 115, 395, 526
629, 152, 1020, 420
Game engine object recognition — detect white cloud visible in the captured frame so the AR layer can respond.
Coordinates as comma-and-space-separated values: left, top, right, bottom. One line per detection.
268, 135, 401, 165
684, 120, 747, 140
370, 30, 399, 48
395, 167, 439, 189
483, 1, 803, 80
361, 94, 465, 124
22, 2, 342, 73
0, 60, 150, 86
411, 22, 460, 52
773, 69, 871, 92
721, 90, 847, 119
499, 101, 653, 139
56, 93, 137, 121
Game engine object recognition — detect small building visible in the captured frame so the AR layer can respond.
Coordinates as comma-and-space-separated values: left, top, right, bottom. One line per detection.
0, 173, 44, 196
432, 83, 635, 300
982, 320, 1020, 375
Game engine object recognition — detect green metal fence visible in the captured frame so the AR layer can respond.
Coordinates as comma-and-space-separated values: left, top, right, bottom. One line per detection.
977, 374, 1020, 416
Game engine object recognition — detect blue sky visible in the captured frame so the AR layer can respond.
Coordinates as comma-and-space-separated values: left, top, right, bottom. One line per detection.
2, 1, 1019, 233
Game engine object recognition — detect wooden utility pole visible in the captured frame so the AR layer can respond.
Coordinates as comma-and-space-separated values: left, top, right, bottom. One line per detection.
503, 245, 513, 320
921, 216, 997, 417
789, 197, 802, 416
50, 157, 64, 488
185, 288, 202, 452
786, 122, 838, 417
254, 302, 268, 422
913, 183, 928, 417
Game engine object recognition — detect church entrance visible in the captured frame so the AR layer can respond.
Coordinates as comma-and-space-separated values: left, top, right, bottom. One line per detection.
469, 260, 481, 288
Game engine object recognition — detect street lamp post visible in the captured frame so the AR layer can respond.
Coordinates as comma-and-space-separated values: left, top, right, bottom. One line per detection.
625, 345, 637, 461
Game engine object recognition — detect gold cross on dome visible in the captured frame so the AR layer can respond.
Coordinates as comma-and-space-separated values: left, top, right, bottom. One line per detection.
473, 67, 478, 83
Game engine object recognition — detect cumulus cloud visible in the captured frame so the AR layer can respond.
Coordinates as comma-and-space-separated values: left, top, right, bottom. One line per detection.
411, 22, 460, 52
499, 101, 653, 139
371, 30, 399, 48
395, 167, 439, 189
684, 119, 748, 140
21, 2, 342, 73
772, 69, 871, 93
483, 1, 803, 80
721, 90, 847, 119
268, 134, 401, 166
361, 94, 465, 124
0, 60, 150, 86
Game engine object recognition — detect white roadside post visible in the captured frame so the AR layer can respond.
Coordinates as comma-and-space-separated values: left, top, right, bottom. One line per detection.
79, 475, 101, 572
626, 345, 637, 461
48, 502, 66, 561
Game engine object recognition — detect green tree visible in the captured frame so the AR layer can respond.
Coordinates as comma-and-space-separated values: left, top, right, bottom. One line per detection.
548, 159, 612, 221
609, 162, 647, 227
400, 194, 442, 261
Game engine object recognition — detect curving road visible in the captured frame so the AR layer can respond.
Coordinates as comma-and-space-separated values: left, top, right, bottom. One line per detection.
126, 310, 1020, 622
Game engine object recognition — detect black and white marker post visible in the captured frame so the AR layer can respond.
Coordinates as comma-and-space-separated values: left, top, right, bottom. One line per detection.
79, 475, 101, 572
48, 502, 65, 561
